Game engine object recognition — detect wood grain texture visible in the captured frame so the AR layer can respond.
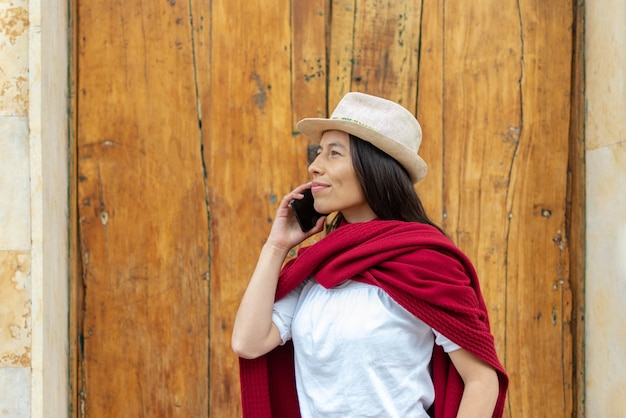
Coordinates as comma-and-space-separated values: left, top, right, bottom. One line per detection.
351, 0, 421, 109
203, 1, 299, 415
504, 1, 574, 415
415, 2, 574, 415
73, 0, 580, 416
440, 0, 523, 378
291, 0, 328, 126
416, 0, 444, 227
568, 2, 586, 415
328, 0, 356, 108
76, 0, 209, 415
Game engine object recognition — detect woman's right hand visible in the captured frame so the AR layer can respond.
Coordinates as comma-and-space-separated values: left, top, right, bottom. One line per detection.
265, 182, 326, 253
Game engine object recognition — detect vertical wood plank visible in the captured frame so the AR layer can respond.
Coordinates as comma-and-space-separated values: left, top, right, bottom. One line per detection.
328, 0, 356, 108
440, 1, 523, 370
291, 0, 329, 170
424, 1, 574, 415
292, 0, 328, 125
203, 1, 297, 415
568, 2, 586, 415
77, 0, 209, 415
350, 0, 421, 110
416, 0, 445, 224
504, 1, 574, 416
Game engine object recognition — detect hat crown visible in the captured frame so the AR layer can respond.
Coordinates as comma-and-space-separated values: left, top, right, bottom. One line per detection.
330, 92, 422, 154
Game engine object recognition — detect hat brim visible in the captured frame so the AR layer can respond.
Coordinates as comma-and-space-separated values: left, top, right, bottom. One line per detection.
297, 118, 428, 184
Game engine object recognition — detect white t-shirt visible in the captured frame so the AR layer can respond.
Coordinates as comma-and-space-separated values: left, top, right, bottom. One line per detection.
272, 279, 460, 418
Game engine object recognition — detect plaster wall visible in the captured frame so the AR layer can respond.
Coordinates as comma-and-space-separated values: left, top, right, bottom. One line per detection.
584, 0, 626, 416
0, 1, 34, 416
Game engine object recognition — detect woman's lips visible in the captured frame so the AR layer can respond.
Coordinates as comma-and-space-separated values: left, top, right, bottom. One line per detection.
310, 183, 329, 193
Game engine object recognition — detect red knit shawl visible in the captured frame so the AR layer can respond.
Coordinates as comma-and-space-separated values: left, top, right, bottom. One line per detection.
238, 220, 508, 418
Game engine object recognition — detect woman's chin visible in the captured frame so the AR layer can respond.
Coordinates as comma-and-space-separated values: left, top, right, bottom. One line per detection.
314, 204, 331, 215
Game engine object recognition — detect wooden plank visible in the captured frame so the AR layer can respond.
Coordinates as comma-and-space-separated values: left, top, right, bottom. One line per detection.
76, 0, 210, 415
568, 2, 586, 415
440, 0, 522, 373
328, 0, 356, 108
291, 0, 328, 126
203, 1, 297, 415
291, 0, 328, 172
439, 1, 574, 415
291, 0, 334, 239
350, 0, 421, 109
503, 1, 574, 416
416, 0, 445, 225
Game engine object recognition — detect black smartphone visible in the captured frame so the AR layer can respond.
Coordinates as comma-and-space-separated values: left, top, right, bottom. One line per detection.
290, 188, 327, 232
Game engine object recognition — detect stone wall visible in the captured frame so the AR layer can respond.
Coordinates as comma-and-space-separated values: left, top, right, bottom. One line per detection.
0, 0, 34, 416
585, 0, 626, 416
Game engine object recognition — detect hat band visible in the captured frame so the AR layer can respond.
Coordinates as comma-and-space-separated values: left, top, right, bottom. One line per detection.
332, 117, 379, 134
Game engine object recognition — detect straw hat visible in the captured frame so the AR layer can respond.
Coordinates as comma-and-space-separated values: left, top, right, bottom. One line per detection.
296, 92, 428, 183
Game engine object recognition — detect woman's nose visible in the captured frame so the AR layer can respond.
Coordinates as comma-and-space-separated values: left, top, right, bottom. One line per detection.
308, 155, 322, 176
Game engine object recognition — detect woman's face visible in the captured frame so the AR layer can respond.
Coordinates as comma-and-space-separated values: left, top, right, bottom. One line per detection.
308, 130, 376, 223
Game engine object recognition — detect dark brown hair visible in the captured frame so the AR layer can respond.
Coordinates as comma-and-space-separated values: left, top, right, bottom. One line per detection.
329, 134, 444, 234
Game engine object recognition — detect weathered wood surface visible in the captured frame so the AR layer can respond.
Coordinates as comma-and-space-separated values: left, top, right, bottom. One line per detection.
418, 2, 575, 415
568, 2, 586, 416
201, 0, 304, 413
76, 0, 210, 416
74, 0, 580, 416
500, 2, 574, 415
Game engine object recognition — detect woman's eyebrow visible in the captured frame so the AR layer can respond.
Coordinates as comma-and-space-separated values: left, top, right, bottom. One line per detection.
319, 142, 346, 150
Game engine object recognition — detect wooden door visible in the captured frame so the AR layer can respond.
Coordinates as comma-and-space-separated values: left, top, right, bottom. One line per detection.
72, 0, 583, 416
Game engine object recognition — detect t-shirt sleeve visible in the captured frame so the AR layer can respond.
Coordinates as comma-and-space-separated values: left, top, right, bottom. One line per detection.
433, 329, 461, 353
272, 282, 304, 345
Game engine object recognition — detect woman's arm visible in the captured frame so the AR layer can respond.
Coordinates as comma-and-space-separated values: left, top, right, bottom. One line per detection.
448, 348, 500, 418
231, 184, 325, 359
231, 242, 290, 359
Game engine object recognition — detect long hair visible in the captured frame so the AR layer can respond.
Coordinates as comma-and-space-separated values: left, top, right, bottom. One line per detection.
329, 134, 444, 234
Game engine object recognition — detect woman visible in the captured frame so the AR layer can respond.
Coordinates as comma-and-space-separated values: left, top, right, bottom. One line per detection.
232, 92, 508, 417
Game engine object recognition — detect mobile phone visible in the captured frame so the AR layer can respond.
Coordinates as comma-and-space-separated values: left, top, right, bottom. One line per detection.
290, 189, 327, 232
